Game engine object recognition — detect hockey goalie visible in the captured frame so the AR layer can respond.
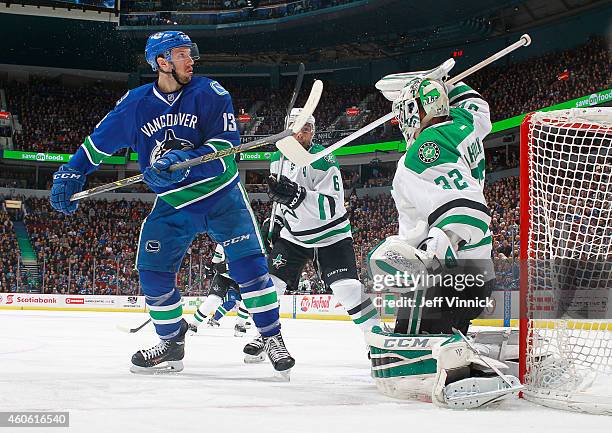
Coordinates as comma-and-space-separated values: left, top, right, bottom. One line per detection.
366, 61, 522, 409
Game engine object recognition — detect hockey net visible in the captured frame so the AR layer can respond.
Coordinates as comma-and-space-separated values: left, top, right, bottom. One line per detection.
519, 107, 612, 415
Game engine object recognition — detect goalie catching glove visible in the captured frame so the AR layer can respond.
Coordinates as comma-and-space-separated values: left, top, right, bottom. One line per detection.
267, 175, 306, 209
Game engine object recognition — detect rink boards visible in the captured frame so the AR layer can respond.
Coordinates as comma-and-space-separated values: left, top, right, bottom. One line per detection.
0, 291, 519, 327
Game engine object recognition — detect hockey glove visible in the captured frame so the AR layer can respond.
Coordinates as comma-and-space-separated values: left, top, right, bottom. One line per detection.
143, 150, 191, 188
203, 263, 215, 279
267, 175, 306, 209
50, 165, 87, 215
261, 215, 284, 253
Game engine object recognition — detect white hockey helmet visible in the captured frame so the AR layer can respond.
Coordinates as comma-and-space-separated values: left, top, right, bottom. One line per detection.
286, 107, 315, 132
392, 77, 449, 146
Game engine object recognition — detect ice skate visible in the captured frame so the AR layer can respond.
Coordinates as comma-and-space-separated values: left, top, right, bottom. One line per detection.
243, 334, 266, 363
264, 332, 295, 380
130, 320, 187, 374
234, 323, 247, 337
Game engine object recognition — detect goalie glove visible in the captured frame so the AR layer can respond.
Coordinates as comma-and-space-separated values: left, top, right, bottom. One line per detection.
267, 175, 306, 210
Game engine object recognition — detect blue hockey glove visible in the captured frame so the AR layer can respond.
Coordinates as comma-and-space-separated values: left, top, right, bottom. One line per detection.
143, 150, 191, 188
50, 165, 87, 215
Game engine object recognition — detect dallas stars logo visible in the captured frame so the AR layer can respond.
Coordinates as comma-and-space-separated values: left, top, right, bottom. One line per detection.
324, 153, 336, 164
272, 254, 287, 269
418, 141, 440, 163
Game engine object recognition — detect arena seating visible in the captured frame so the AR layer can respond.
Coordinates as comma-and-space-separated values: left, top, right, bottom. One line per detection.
1, 37, 607, 155
0, 176, 520, 294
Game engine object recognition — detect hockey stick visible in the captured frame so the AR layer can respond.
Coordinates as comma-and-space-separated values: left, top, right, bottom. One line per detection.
117, 318, 151, 334
278, 33, 532, 167
70, 79, 323, 201
268, 63, 306, 245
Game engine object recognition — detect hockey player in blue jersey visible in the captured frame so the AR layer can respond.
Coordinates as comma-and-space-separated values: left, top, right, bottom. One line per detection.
49, 31, 294, 375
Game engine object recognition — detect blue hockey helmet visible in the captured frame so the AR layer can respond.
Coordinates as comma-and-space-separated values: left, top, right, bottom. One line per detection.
145, 31, 200, 72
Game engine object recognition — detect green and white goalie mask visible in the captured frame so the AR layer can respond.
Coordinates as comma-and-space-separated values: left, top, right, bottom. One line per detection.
392, 78, 449, 147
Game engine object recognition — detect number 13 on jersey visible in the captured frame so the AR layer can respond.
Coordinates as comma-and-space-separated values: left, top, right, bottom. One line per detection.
223, 113, 237, 131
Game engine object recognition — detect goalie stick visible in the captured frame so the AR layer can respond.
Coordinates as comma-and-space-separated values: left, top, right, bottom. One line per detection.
70, 79, 323, 201
278, 34, 532, 167
268, 62, 306, 247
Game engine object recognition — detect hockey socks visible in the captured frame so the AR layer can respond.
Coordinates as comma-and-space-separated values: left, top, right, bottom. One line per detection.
235, 301, 250, 326
213, 299, 236, 321
230, 254, 280, 337
139, 270, 184, 339
331, 279, 380, 332
193, 293, 223, 324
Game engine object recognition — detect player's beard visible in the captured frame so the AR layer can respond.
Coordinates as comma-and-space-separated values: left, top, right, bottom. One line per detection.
172, 69, 192, 86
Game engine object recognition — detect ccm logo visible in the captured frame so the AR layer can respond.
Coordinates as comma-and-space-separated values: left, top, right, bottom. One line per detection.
54, 173, 82, 180
383, 338, 430, 348
221, 234, 250, 247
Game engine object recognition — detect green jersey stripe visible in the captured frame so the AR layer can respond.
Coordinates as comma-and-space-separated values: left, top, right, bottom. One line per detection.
318, 194, 326, 220
353, 308, 378, 325
299, 223, 351, 244
448, 84, 472, 100
82, 136, 111, 166
435, 215, 489, 235
428, 198, 490, 227
159, 170, 238, 209
459, 235, 492, 251
149, 305, 183, 321
242, 291, 278, 310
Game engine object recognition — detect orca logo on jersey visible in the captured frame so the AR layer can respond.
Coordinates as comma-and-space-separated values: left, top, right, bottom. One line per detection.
149, 129, 196, 165
145, 240, 161, 253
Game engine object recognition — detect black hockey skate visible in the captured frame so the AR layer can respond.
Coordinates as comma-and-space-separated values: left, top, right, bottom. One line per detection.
264, 332, 295, 379
188, 322, 198, 334
130, 319, 187, 374
243, 334, 266, 363
207, 317, 220, 327
234, 323, 247, 337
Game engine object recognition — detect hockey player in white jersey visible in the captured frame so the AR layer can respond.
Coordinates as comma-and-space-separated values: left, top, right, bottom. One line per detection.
366, 65, 521, 408
189, 244, 251, 336
243, 109, 381, 362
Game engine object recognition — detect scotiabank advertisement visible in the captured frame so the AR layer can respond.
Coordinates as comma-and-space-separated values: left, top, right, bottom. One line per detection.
0, 293, 145, 311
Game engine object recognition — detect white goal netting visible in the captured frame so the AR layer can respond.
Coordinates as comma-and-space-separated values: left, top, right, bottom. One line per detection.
521, 107, 612, 415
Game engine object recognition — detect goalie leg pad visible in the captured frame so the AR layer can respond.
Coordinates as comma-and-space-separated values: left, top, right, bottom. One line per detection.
366, 328, 522, 408
365, 326, 452, 401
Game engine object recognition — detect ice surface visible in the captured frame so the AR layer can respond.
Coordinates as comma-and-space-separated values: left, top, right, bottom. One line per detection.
0, 311, 609, 433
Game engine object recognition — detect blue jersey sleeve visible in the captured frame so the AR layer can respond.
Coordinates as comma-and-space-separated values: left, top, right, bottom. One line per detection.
68, 91, 136, 175
183, 85, 240, 160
